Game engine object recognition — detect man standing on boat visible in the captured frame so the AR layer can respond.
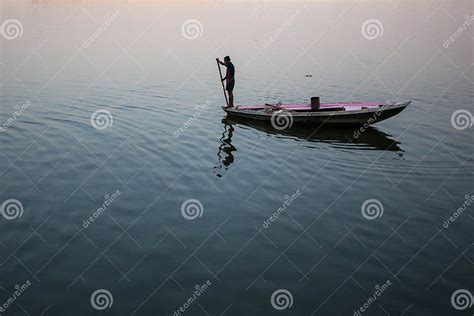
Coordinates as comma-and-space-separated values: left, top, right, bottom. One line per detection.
216, 56, 235, 108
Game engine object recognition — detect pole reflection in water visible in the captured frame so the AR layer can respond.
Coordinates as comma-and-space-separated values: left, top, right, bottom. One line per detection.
214, 119, 236, 177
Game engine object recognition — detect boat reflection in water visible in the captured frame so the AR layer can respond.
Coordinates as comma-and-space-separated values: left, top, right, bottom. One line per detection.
214, 117, 404, 176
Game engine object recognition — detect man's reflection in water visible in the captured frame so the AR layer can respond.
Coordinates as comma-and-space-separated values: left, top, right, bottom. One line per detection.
214, 120, 236, 177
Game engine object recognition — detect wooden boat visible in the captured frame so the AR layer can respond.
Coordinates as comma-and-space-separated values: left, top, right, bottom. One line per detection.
222, 101, 411, 126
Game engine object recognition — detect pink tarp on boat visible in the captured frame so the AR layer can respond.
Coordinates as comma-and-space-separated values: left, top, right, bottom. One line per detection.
237, 102, 385, 111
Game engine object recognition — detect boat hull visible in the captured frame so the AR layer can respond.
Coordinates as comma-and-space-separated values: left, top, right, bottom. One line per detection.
223, 101, 410, 125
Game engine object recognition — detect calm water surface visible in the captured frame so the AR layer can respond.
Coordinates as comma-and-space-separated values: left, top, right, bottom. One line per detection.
1, 0, 473, 315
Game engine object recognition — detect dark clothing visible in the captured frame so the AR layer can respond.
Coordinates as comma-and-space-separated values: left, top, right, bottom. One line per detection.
226, 81, 234, 91
225, 62, 235, 91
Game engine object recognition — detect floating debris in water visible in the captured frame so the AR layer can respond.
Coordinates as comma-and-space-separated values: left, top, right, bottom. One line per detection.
305, 74, 312, 77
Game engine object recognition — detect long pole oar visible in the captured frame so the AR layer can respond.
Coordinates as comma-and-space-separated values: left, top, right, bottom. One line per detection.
216, 59, 229, 107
